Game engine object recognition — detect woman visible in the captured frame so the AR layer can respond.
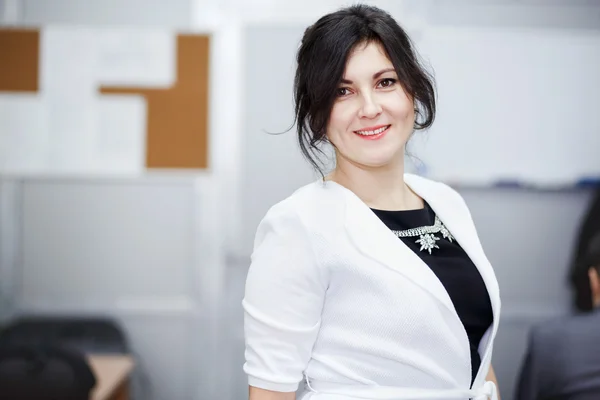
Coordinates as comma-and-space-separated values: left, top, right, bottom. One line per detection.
243, 4, 501, 400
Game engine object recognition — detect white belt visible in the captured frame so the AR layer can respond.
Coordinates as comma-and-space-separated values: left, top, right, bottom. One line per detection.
305, 377, 498, 400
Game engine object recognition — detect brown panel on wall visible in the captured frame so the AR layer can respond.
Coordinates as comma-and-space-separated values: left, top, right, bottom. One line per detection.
0, 29, 40, 92
100, 34, 210, 169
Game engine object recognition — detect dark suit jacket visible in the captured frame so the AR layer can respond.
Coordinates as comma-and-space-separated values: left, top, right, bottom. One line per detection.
515, 310, 600, 400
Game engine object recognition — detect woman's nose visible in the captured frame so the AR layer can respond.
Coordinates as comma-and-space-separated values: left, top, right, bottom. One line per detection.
358, 94, 382, 119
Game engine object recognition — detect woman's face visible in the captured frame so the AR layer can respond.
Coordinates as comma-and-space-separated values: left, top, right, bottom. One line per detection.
326, 41, 415, 171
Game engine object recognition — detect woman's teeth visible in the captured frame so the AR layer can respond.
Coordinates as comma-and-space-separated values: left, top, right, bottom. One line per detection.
356, 125, 389, 136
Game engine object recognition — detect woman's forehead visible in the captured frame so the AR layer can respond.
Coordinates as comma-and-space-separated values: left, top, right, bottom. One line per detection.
343, 42, 394, 77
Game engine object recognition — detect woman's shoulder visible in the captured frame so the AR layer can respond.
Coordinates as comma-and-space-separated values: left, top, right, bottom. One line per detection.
260, 180, 345, 231
405, 173, 460, 195
405, 173, 469, 210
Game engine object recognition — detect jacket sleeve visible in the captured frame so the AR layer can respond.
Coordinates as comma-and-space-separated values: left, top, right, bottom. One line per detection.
515, 325, 551, 400
242, 205, 327, 392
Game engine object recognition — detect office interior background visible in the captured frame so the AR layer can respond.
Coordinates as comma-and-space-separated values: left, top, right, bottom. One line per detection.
0, 0, 599, 399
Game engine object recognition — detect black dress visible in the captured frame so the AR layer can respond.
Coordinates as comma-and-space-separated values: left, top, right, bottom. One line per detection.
371, 202, 493, 386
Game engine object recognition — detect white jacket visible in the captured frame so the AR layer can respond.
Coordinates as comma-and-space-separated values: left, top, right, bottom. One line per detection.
243, 174, 501, 400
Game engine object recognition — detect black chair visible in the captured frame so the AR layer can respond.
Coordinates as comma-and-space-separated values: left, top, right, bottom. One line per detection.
0, 316, 129, 354
0, 315, 130, 400
0, 342, 96, 400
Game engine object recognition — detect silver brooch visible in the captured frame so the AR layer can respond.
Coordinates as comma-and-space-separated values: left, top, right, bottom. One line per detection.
391, 215, 454, 254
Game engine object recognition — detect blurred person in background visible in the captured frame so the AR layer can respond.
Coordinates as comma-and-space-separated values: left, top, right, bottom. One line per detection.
569, 189, 600, 313
243, 4, 501, 400
516, 228, 600, 400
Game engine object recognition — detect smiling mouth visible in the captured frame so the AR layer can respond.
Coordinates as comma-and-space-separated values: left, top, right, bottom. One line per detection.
354, 125, 390, 139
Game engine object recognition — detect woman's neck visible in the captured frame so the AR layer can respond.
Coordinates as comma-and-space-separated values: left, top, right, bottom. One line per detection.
327, 158, 423, 211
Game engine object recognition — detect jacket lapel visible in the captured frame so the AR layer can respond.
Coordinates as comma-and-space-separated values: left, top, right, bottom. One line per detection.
404, 174, 501, 386
329, 175, 500, 329
404, 175, 501, 323
333, 181, 459, 318
325, 174, 501, 387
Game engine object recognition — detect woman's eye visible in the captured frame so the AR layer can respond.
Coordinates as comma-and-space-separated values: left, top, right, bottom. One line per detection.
336, 87, 350, 97
379, 78, 397, 88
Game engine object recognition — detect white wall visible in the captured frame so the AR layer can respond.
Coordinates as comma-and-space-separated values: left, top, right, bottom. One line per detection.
9, 175, 224, 400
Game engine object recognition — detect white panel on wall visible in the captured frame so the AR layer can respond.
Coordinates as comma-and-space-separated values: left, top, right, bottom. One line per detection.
0, 27, 184, 176
93, 95, 146, 173
41, 27, 176, 91
410, 27, 600, 186
0, 94, 49, 173
94, 29, 176, 88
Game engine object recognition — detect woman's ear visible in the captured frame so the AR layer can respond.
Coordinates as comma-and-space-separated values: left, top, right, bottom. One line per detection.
588, 267, 600, 308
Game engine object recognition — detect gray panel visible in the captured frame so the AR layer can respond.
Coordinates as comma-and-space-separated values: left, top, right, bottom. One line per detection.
240, 25, 316, 256
19, 178, 197, 305
494, 316, 541, 400
459, 187, 595, 314
22, 0, 192, 27
117, 314, 197, 400
459, 187, 594, 398
222, 261, 248, 400
431, 2, 600, 30
0, 179, 19, 321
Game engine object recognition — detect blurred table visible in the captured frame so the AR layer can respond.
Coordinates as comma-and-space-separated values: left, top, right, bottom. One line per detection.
87, 355, 134, 400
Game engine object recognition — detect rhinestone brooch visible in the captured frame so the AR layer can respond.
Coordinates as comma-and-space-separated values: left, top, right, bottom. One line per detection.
391, 215, 454, 254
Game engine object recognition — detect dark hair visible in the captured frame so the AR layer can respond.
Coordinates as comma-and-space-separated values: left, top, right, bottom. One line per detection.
571, 231, 600, 312
568, 189, 600, 312
586, 233, 600, 271
293, 4, 436, 175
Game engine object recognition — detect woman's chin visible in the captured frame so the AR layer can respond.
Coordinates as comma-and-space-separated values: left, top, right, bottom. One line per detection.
354, 155, 403, 170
